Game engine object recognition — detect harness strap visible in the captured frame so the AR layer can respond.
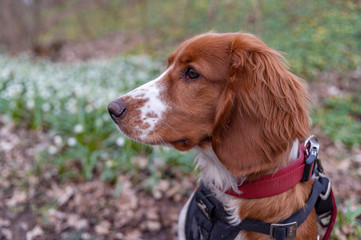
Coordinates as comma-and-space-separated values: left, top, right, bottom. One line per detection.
186, 176, 336, 240
185, 137, 337, 239
238, 175, 330, 239
185, 183, 244, 240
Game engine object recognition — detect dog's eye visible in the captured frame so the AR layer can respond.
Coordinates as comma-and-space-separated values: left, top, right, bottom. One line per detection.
185, 67, 200, 80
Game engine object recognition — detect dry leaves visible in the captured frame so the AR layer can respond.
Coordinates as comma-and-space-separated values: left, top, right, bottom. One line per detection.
0, 121, 195, 239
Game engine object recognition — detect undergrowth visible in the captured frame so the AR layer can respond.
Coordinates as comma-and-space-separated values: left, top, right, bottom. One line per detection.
0, 55, 195, 184
312, 95, 361, 148
45, 0, 361, 79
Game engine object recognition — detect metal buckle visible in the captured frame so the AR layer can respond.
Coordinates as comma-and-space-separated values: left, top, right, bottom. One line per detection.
304, 135, 320, 156
317, 211, 332, 227
270, 222, 297, 239
319, 176, 331, 200
302, 136, 320, 181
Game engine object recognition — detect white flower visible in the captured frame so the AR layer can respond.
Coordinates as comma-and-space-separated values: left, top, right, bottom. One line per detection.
105, 160, 114, 168
85, 104, 93, 113
42, 103, 51, 112
26, 100, 35, 109
48, 145, 57, 155
116, 137, 125, 147
54, 135, 63, 146
65, 98, 77, 113
67, 137, 77, 147
102, 113, 110, 121
74, 124, 84, 134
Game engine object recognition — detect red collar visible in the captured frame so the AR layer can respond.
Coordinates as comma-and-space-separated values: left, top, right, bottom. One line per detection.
224, 139, 337, 240
225, 144, 311, 199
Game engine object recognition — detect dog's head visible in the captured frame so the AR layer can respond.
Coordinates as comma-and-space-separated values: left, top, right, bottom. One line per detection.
108, 33, 310, 176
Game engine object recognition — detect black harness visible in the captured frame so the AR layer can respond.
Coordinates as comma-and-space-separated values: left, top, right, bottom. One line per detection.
185, 139, 336, 240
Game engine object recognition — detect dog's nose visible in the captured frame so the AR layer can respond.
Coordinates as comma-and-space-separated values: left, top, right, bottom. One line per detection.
108, 100, 127, 122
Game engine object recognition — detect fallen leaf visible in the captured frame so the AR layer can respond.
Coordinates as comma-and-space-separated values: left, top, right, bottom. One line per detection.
0, 218, 10, 227
95, 220, 111, 235
67, 213, 89, 230
26, 225, 44, 240
58, 186, 75, 206
6, 190, 27, 207
1, 228, 12, 240
147, 220, 161, 232
124, 230, 142, 239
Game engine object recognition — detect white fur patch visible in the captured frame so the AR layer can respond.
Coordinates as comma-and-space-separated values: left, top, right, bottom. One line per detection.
194, 146, 244, 226
195, 146, 241, 193
123, 67, 171, 140
289, 139, 300, 162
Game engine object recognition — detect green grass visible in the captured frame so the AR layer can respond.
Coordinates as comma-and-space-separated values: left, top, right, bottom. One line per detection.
0, 55, 195, 182
43, 0, 361, 79
312, 95, 361, 147
333, 202, 361, 239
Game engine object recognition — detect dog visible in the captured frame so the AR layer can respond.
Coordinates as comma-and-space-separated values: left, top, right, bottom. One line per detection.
108, 33, 333, 239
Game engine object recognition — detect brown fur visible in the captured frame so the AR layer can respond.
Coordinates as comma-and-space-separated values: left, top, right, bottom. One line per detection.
212, 34, 311, 177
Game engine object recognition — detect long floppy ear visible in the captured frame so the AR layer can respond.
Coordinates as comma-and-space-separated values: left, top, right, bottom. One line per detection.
212, 33, 311, 177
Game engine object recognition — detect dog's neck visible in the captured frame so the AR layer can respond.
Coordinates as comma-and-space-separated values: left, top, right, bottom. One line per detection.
194, 139, 300, 194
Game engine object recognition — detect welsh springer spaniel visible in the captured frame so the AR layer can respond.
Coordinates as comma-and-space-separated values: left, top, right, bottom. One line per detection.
108, 33, 317, 239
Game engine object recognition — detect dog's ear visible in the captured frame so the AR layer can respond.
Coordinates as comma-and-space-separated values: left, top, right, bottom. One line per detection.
212, 33, 311, 177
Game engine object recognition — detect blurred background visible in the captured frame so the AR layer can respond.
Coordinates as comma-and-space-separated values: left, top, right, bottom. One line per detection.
0, 0, 360, 239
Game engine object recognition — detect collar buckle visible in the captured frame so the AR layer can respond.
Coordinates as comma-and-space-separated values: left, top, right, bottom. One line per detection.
270, 222, 297, 239
302, 136, 320, 181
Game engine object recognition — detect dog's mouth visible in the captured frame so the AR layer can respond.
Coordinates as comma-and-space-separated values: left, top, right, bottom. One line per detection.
169, 138, 189, 145
131, 136, 190, 148
169, 136, 212, 150
168, 138, 192, 151
169, 136, 212, 147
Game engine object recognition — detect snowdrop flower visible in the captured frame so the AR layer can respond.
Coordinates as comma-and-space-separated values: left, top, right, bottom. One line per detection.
26, 86, 34, 99
54, 135, 63, 146
42, 103, 51, 112
85, 104, 94, 113
116, 137, 125, 147
65, 98, 77, 113
102, 113, 110, 121
26, 100, 35, 109
105, 160, 114, 168
0, 54, 162, 131
48, 145, 57, 155
74, 124, 84, 134
67, 137, 77, 147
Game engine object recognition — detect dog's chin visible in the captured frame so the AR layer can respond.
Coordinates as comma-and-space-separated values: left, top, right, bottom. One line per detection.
119, 131, 194, 150
170, 139, 194, 151
145, 138, 193, 151
118, 127, 210, 151
170, 136, 213, 151
144, 138, 195, 151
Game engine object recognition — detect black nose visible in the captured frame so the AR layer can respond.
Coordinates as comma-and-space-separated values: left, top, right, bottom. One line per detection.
108, 100, 127, 122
